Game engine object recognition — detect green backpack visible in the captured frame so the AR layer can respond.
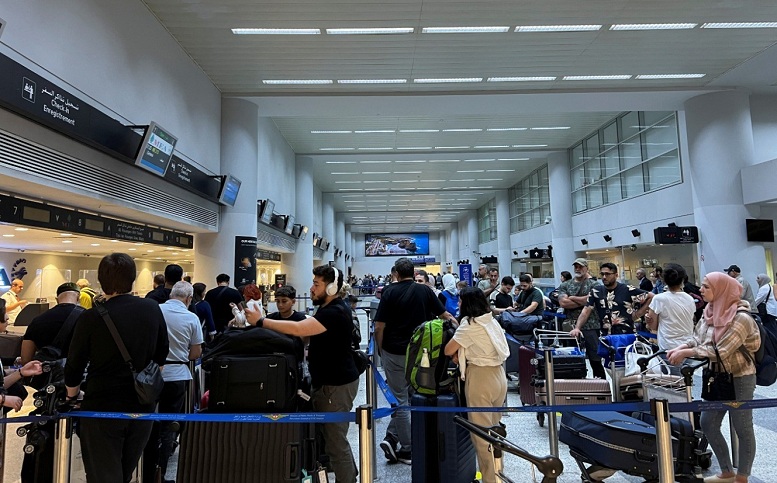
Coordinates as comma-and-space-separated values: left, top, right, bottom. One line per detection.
405, 318, 457, 395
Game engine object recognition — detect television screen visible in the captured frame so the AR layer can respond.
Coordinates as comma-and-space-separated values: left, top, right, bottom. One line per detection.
135, 122, 178, 177
285, 215, 295, 235
291, 224, 302, 238
217, 174, 241, 206
365, 233, 430, 256
259, 199, 275, 225
313, 236, 322, 248
746, 219, 774, 242
300, 226, 309, 240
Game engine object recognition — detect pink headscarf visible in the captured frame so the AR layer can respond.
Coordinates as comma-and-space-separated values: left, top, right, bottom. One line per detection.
703, 272, 743, 342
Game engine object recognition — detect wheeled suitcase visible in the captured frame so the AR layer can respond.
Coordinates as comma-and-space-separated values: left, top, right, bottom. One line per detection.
632, 411, 711, 476
518, 344, 538, 404
176, 421, 316, 483
533, 348, 587, 380
504, 333, 524, 376
535, 378, 612, 406
209, 354, 299, 412
560, 411, 679, 479
411, 392, 477, 483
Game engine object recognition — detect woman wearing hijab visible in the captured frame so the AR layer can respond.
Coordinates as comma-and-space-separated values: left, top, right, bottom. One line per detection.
667, 272, 760, 483
438, 273, 460, 317
444, 287, 509, 483
754, 273, 777, 324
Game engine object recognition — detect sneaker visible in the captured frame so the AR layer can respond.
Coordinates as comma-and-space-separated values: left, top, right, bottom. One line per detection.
587, 465, 617, 480
396, 450, 412, 465
379, 435, 399, 463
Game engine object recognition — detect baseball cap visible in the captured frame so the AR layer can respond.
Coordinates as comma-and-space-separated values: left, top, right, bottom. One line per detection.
724, 264, 741, 273
57, 282, 80, 296
573, 258, 589, 267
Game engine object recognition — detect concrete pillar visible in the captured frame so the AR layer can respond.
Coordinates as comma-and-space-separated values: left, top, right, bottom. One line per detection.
322, 193, 335, 265
467, 211, 479, 264
449, 223, 459, 269
684, 91, 764, 283
547, 151, 576, 276
336, 216, 346, 272
495, 189, 512, 277
438, 231, 446, 267
288, 155, 314, 289
194, 98, 258, 286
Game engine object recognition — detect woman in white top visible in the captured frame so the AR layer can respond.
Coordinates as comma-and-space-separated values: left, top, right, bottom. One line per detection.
444, 287, 509, 483
754, 274, 777, 323
646, 263, 696, 351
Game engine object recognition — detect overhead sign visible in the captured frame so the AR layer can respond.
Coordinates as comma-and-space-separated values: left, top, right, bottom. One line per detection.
653, 226, 699, 245
529, 248, 553, 259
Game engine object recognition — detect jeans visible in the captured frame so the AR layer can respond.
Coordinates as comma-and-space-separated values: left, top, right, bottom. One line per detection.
581, 328, 606, 379
700, 373, 756, 477
143, 380, 187, 482
312, 379, 359, 483
381, 351, 412, 451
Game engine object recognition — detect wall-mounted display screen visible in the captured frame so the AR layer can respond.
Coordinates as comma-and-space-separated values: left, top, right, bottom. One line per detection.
299, 225, 309, 240
135, 122, 178, 177
218, 174, 241, 206
365, 233, 430, 256
259, 199, 275, 225
284, 215, 295, 235
746, 219, 775, 242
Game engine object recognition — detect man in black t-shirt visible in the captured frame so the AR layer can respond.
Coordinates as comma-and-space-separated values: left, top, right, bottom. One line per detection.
491, 276, 516, 315
265, 285, 307, 322
21, 282, 84, 364
373, 258, 456, 465
145, 264, 183, 304
204, 273, 244, 333
246, 266, 359, 483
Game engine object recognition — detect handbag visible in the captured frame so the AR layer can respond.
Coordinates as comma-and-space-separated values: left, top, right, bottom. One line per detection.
352, 349, 370, 375
701, 341, 736, 401
96, 305, 164, 406
757, 285, 772, 320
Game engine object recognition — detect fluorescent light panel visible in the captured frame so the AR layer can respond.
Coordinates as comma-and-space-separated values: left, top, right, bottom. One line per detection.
337, 79, 407, 84
488, 76, 556, 82
487, 127, 526, 131
609, 23, 697, 30
636, 73, 705, 79
263, 79, 332, 84
442, 128, 482, 132
354, 130, 395, 134
422, 26, 509, 33
400, 129, 439, 133
563, 75, 631, 80
311, 130, 352, 134
513, 144, 548, 147
414, 78, 483, 83
475, 145, 510, 149
232, 28, 320, 35
515, 25, 601, 32
701, 22, 777, 29
320, 148, 355, 151
326, 27, 414, 35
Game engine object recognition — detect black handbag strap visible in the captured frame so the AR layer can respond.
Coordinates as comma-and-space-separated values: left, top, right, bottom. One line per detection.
96, 305, 136, 373
711, 339, 730, 374
50, 306, 84, 351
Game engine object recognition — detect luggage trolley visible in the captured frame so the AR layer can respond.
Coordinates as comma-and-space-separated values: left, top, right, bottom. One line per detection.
598, 333, 659, 402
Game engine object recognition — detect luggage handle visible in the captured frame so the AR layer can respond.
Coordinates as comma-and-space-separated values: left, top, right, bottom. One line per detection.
633, 450, 656, 464
286, 442, 300, 479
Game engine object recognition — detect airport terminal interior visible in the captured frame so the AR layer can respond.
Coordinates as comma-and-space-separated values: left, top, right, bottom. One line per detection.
2, 0, 777, 482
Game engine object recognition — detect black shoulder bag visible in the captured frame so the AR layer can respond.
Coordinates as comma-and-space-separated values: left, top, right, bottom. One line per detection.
96, 305, 164, 406
701, 339, 736, 401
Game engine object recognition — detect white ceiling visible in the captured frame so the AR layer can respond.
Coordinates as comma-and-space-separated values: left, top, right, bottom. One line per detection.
139, 0, 777, 233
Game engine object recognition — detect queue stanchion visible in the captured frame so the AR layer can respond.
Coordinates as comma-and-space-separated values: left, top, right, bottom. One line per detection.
650, 398, 675, 483
186, 360, 196, 414
0, 412, 5, 483
365, 354, 378, 480
730, 418, 739, 468
357, 404, 374, 483
543, 347, 559, 457
53, 417, 73, 483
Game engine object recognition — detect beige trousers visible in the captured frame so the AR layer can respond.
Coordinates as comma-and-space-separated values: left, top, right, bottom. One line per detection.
464, 363, 507, 483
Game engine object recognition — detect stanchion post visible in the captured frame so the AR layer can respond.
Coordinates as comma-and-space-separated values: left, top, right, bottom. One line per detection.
365, 359, 378, 481
650, 398, 675, 483
0, 413, 6, 483
543, 347, 558, 457
357, 404, 374, 483
730, 418, 739, 468
186, 360, 196, 413
54, 417, 73, 483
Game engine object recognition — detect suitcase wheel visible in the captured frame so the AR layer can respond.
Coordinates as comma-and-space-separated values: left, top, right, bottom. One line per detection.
699, 452, 712, 470
537, 413, 545, 427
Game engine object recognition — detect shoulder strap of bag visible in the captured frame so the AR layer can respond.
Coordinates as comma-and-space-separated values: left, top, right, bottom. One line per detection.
50, 306, 85, 350
711, 339, 730, 374
96, 305, 136, 373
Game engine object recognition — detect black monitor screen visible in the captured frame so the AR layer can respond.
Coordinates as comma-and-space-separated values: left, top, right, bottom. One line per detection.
746, 219, 774, 242
260, 199, 275, 225
135, 122, 178, 177
285, 215, 295, 235
291, 224, 302, 238
218, 174, 241, 206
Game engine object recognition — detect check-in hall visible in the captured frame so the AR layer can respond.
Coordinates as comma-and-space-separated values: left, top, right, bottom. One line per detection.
2, 1, 777, 482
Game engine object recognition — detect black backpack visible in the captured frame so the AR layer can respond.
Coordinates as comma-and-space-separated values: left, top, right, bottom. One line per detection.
737, 310, 777, 386
27, 306, 85, 389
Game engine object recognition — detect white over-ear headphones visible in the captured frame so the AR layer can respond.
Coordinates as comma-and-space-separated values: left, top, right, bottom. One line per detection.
325, 266, 340, 296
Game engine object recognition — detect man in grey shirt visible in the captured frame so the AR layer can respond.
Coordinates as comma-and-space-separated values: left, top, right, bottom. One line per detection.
726, 264, 756, 309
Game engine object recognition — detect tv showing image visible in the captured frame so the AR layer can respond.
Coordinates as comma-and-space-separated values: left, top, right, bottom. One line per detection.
365, 233, 430, 256
259, 199, 275, 225
134, 122, 178, 177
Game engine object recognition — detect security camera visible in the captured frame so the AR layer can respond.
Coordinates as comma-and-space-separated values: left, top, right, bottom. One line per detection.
629, 244, 637, 252
544, 216, 552, 225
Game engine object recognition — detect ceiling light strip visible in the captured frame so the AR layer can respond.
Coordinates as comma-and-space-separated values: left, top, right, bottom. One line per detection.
422, 26, 509, 33
515, 25, 602, 32
635, 73, 705, 79
414, 78, 483, 83
701, 22, 777, 29
263, 79, 333, 85
338, 79, 407, 84
609, 23, 697, 30
562, 75, 631, 80
326, 27, 414, 35
231, 28, 321, 35
488, 76, 556, 82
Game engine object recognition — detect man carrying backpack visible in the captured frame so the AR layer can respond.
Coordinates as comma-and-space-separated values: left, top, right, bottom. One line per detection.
373, 258, 456, 465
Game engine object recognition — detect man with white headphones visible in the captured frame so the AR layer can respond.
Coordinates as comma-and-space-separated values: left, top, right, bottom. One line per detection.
246, 265, 359, 483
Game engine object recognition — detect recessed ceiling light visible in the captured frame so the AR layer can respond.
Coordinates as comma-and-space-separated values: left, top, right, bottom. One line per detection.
400, 129, 440, 133
325, 161, 357, 164
563, 75, 632, 80
330, 172, 356, 175
311, 130, 352, 134
464, 158, 496, 162
487, 76, 556, 82
231, 28, 321, 35
60, 233, 73, 237
480, 178, 503, 181
422, 26, 509, 34
434, 146, 470, 149
414, 78, 483, 83
429, 159, 460, 163
487, 127, 527, 131
335, 181, 362, 184
635, 74, 705, 79
394, 171, 422, 174
363, 180, 389, 183
395, 160, 427, 163
475, 145, 510, 149
110, 239, 119, 243
338, 79, 407, 84
487, 169, 516, 172
326, 27, 414, 35
609, 23, 697, 30
701, 22, 777, 29
14, 228, 28, 232
134, 242, 144, 245
65, 249, 72, 253
320, 148, 355, 151
358, 147, 394, 150
263, 79, 333, 85
355, 130, 396, 134
442, 128, 482, 132
339, 188, 364, 191
62, 240, 72, 244
91, 243, 100, 246
515, 25, 602, 32
457, 170, 485, 173
2, 234, 13, 238
498, 158, 530, 161
361, 171, 391, 174
513, 144, 548, 147
531, 126, 571, 130
360, 160, 393, 164
147, 249, 154, 252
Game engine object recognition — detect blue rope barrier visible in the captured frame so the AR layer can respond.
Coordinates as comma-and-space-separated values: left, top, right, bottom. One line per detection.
371, 362, 400, 407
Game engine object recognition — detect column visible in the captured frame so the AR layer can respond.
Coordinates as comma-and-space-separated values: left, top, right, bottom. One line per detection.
684, 91, 764, 281
495, 189, 512, 278
547, 151, 576, 276
194, 98, 258, 286
438, 231, 446, 267
288, 155, 314, 288
336, 216, 346, 272
322, 193, 335, 265
467, 211, 479, 264
344, 225, 352, 273
449, 223, 459, 269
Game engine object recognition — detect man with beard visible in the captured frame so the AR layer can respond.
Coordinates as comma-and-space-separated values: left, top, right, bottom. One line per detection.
572, 262, 653, 340
558, 258, 603, 378
245, 266, 359, 483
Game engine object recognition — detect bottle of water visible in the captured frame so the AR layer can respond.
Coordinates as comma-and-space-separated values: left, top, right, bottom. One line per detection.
420, 348, 431, 368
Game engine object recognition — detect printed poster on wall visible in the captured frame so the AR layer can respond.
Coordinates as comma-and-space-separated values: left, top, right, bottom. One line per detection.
234, 236, 257, 287
459, 264, 473, 287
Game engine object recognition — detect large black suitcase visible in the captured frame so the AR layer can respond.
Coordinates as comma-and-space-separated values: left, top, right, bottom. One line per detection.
534, 349, 587, 380
209, 354, 299, 412
411, 392, 477, 483
560, 411, 678, 479
176, 421, 316, 483
631, 411, 711, 476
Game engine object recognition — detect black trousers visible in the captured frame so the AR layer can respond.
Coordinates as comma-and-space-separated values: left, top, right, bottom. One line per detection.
80, 417, 153, 483
143, 380, 187, 482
